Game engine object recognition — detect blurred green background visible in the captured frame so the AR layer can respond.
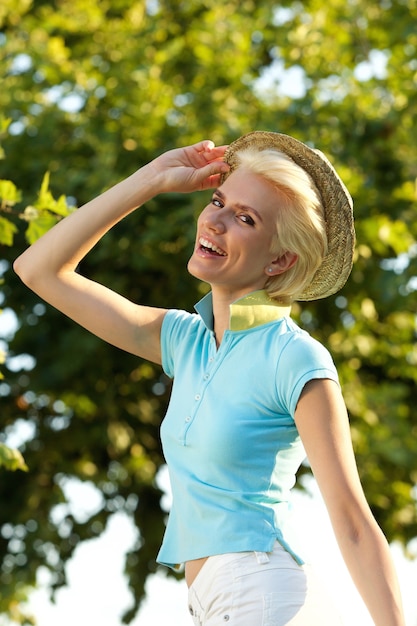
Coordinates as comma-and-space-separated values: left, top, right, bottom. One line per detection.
1, 0, 417, 623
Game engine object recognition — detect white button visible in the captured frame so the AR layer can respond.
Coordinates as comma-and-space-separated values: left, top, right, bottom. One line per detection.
185, 416, 191, 422
195, 394, 201, 401
209, 357, 214, 362
204, 374, 209, 380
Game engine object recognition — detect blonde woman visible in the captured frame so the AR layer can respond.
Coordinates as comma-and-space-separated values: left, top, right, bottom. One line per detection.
14, 131, 404, 625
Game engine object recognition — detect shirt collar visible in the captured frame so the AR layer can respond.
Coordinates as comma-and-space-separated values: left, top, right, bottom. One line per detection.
194, 289, 291, 332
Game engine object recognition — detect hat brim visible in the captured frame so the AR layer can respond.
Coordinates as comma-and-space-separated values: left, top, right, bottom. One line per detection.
220, 131, 355, 301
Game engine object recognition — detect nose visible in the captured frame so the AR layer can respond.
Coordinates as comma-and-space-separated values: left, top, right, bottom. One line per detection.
202, 205, 226, 234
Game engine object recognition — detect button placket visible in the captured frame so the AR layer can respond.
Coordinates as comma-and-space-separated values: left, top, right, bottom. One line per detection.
181, 335, 231, 445
181, 385, 204, 443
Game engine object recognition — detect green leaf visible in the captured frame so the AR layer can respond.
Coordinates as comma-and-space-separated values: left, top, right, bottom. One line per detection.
34, 172, 56, 211
0, 215, 18, 246
0, 116, 12, 133
34, 173, 71, 217
51, 194, 73, 217
25, 212, 62, 243
0, 443, 28, 472
0, 116, 11, 159
0, 179, 22, 207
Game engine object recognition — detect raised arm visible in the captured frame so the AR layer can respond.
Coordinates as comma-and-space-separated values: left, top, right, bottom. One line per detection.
14, 140, 229, 364
295, 379, 405, 626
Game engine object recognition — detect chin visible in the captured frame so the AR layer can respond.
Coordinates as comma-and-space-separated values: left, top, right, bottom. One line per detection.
187, 257, 214, 285
187, 256, 200, 280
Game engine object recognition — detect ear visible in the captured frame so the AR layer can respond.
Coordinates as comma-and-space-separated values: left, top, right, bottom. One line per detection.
265, 251, 298, 276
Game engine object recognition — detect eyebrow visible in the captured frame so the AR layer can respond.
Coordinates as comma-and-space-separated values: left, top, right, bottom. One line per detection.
214, 189, 263, 223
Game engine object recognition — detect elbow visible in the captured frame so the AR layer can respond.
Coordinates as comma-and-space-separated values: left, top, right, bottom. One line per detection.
14, 250, 71, 298
333, 505, 383, 550
13, 250, 46, 289
13, 253, 26, 280
13, 252, 33, 286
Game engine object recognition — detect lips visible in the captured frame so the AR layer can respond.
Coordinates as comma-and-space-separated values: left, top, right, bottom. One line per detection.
198, 236, 227, 256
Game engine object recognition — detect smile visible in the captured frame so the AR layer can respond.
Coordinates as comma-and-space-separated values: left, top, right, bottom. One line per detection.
198, 237, 227, 256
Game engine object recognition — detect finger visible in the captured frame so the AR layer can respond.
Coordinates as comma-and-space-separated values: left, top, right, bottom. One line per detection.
192, 140, 229, 160
190, 139, 215, 153
207, 145, 229, 159
196, 161, 230, 189
200, 142, 228, 153
199, 173, 225, 190
200, 144, 229, 163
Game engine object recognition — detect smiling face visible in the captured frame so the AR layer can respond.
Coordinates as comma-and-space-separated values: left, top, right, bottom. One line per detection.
187, 168, 292, 302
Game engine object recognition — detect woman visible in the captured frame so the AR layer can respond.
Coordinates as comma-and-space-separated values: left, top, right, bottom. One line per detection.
14, 131, 405, 625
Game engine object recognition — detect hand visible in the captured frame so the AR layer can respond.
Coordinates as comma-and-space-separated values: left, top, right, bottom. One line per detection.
149, 140, 230, 194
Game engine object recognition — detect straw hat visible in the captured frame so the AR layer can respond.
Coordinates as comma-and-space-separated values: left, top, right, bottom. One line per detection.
220, 131, 355, 301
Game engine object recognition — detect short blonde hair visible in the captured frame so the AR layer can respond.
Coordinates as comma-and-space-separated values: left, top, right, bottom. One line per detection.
234, 147, 328, 304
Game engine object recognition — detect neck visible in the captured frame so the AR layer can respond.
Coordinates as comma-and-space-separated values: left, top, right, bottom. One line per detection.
196, 287, 291, 348
211, 286, 259, 345
212, 291, 235, 346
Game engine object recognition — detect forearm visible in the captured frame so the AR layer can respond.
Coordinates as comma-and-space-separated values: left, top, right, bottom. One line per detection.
14, 161, 161, 286
12, 140, 226, 359
335, 518, 404, 625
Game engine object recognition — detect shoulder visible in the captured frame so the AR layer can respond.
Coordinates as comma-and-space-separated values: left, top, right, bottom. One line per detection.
276, 318, 335, 367
272, 319, 339, 416
162, 307, 204, 338
160, 308, 208, 378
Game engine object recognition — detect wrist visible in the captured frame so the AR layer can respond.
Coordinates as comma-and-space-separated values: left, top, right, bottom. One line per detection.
121, 160, 166, 208
136, 158, 171, 196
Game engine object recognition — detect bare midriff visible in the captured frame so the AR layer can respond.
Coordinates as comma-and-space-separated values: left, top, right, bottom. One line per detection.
185, 556, 209, 587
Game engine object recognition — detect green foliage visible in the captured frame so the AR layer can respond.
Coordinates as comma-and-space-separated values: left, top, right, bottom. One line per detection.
0, 179, 20, 245
0, 216, 18, 247
0, 180, 21, 209
0, 443, 28, 472
0, 170, 72, 247
1, 0, 417, 623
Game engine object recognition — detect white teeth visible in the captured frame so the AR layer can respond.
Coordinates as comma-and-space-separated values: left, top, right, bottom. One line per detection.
199, 237, 226, 256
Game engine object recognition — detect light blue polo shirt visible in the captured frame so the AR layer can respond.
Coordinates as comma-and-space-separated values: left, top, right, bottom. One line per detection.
157, 289, 339, 569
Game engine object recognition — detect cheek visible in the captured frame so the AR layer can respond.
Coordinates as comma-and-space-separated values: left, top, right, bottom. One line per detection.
197, 205, 211, 223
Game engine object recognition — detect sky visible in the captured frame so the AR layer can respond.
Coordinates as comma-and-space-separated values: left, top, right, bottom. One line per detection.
1, 469, 416, 626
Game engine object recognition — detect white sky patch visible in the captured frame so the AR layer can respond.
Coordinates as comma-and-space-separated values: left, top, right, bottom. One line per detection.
50, 476, 105, 525
9, 53, 32, 75
354, 49, 389, 81
254, 59, 308, 100
11, 473, 416, 626
43, 85, 85, 113
0, 308, 18, 338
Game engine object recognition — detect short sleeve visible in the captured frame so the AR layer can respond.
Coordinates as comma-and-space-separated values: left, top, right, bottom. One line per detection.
276, 332, 339, 417
160, 308, 197, 378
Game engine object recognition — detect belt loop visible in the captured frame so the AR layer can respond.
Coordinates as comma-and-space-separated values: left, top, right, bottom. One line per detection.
254, 551, 270, 564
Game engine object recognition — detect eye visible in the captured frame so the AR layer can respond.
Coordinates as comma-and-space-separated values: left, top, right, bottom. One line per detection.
211, 196, 223, 208
238, 213, 255, 226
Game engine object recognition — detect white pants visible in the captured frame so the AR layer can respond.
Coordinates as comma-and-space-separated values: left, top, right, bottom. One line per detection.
187, 542, 344, 625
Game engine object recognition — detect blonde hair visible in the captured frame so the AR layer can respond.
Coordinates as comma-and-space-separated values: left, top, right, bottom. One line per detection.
233, 147, 328, 304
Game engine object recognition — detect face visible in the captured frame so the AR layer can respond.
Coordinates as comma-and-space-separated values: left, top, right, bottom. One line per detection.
187, 168, 283, 301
